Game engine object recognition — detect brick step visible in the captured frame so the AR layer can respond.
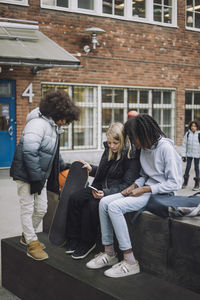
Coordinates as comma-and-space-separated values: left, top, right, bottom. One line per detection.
1, 233, 200, 300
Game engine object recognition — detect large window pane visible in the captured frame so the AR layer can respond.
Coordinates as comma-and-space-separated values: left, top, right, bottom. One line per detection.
154, 5, 162, 22
103, 0, 112, 14
153, 109, 161, 124
74, 107, 94, 147
115, 89, 124, 103
185, 109, 192, 126
164, 7, 172, 23
163, 91, 171, 104
73, 87, 94, 103
194, 109, 200, 120
195, 12, 200, 28
128, 90, 137, 104
152, 91, 161, 104
102, 108, 112, 126
194, 92, 200, 105
102, 88, 124, 103
185, 91, 192, 104
57, 0, 68, 7
102, 89, 112, 103
78, 0, 94, 10
163, 126, 171, 137
132, 0, 146, 18
114, 0, 124, 16
139, 91, 148, 104
163, 109, 171, 124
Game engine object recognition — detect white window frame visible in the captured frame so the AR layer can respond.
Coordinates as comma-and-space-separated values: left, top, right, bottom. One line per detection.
0, 0, 28, 5
40, 0, 177, 28
185, 0, 200, 32
185, 90, 200, 128
41, 82, 176, 150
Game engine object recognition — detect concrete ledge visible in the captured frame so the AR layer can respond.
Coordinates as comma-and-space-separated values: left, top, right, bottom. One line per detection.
126, 211, 200, 293
2, 233, 200, 300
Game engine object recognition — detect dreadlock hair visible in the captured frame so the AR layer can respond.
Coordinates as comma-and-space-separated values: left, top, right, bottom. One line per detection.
124, 114, 166, 149
188, 120, 199, 130
106, 122, 125, 161
40, 90, 80, 124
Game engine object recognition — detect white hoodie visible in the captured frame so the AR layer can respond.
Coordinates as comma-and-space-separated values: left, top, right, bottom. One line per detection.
135, 137, 182, 194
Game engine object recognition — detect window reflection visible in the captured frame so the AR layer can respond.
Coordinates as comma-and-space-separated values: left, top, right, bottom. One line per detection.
103, 0, 124, 16
78, 0, 94, 10
154, 0, 172, 23
132, 0, 146, 18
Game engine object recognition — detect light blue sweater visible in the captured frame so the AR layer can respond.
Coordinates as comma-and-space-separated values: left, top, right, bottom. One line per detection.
135, 137, 182, 194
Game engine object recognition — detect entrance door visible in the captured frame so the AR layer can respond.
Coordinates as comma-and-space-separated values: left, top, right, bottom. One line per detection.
0, 80, 16, 168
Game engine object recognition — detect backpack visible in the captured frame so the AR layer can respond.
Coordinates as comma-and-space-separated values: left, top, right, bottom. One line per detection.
187, 131, 200, 143
131, 192, 200, 222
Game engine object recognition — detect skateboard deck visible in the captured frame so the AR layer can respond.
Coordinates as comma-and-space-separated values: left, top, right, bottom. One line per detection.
49, 161, 88, 246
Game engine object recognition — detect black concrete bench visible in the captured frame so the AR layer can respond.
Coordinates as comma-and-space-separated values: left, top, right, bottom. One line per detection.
2, 233, 200, 300
43, 192, 200, 294
126, 211, 200, 293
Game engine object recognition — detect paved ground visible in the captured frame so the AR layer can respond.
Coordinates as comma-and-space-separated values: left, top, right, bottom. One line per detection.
0, 152, 198, 299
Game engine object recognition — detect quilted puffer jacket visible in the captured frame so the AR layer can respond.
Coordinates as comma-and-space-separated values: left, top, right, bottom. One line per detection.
90, 142, 141, 196
10, 107, 68, 183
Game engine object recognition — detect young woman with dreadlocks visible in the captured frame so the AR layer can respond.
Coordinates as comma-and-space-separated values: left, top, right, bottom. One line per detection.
86, 114, 182, 278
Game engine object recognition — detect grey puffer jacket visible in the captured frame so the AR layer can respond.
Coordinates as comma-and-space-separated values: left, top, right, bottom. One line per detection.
10, 107, 68, 182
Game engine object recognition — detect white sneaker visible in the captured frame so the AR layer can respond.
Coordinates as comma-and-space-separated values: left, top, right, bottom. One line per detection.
86, 252, 118, 269
104, 260, 140, 278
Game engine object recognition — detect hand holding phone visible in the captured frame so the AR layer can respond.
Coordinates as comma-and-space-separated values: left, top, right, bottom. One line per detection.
89, 186, 99, 192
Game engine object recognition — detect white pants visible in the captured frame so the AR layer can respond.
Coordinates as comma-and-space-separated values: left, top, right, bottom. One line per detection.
16, 180, 48, 244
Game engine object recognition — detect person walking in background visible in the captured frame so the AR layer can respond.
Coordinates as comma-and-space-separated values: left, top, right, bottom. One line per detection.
65, 122, 141, 260
86, 114, 182, 278
10, 91, 80, 261
182, 120, 200, 190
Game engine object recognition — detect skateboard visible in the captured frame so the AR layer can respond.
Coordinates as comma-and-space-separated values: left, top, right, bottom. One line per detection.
49, 161, 88, 246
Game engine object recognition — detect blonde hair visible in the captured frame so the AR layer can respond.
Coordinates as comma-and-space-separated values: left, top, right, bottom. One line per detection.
106, 122, 125, 161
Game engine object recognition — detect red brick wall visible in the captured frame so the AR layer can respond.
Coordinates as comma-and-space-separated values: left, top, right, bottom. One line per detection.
0, 0, 199, 144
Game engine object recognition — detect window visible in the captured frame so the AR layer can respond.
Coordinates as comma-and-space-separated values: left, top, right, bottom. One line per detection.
153, 0, 172, 24
78, 0, 94, 10
128, 89, 175, 139
102, 88, 125, 140
185, 91, 200, 131
42, 84, 176, 150
41, 0, 68, 8
103, 0, 124, 16
186, 0, 200, 29
42, 84, 97, 150
132, 0, 146, 18
40, 0, 177, 26
152, 90, 174, 138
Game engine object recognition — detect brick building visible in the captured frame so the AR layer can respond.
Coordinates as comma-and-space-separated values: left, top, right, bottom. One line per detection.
0, 0, 200, 167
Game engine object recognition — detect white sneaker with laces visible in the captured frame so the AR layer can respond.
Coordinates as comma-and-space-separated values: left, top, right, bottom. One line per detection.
86, 252, 118, 269
104, 260, 140, 278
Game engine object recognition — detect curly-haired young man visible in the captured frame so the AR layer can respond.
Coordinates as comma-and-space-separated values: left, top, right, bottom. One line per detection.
10, 90, 80, 260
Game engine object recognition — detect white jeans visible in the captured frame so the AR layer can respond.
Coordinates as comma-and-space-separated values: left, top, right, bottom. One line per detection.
16, 180, 48, 244
99, 192, 151, 251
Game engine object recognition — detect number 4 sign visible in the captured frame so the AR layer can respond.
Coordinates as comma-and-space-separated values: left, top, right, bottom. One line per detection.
22, 83, 35, 103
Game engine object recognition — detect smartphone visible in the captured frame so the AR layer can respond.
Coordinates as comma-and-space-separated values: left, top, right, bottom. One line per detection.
89, 186, 99, 192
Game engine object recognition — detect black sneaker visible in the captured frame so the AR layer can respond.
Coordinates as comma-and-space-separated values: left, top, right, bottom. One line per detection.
71, 243, 96, 259
65, 239, 79, 254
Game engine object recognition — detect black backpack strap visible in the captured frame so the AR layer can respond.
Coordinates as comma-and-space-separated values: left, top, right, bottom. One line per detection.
188, 192, 200, 198
199, 132, 200, 143
131, 206, 146, 224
